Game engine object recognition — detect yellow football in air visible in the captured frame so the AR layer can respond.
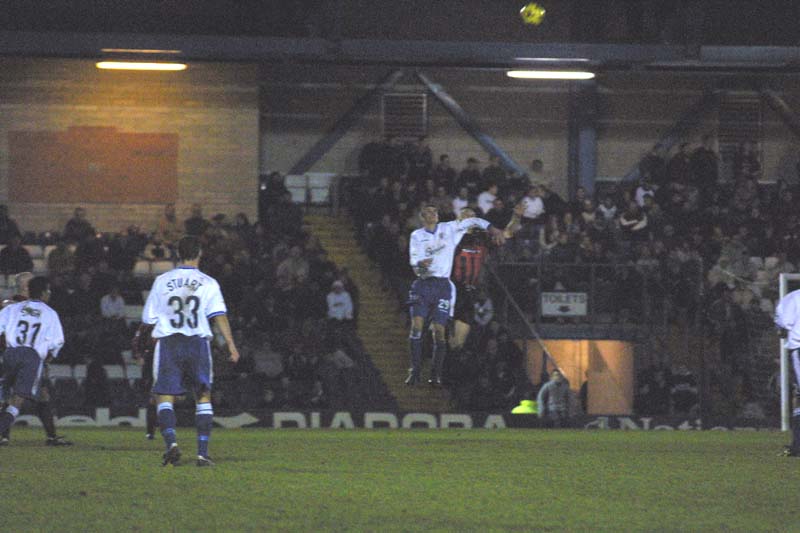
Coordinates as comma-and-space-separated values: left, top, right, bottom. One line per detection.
520, 3, 546, 25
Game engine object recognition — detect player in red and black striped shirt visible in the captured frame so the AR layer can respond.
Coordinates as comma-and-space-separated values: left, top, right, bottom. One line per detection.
444, 206, 522, 382
450, 221, 489, 355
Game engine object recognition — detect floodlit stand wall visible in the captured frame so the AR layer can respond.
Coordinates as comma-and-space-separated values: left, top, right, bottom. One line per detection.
598, 73, 800, 184
3, 57, 799, 234
0, 58, 259, 234
523, 339, 634, 416
259, 64, 571, 195
261, 65, 800, 199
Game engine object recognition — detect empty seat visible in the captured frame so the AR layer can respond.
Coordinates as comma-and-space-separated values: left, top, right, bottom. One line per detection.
47, 364, 73, 381
103, 364, 125, 380
124, 305, 144, 326
126, 364, 143, 385
72, 364, 87, 385
121, 349, 134, 364
23, 244, 43, 259
133, 261, 151, 277
151, 260, 174, 275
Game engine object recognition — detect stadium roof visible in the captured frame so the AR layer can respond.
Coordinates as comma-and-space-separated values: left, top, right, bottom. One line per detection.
1, 1, 800, 74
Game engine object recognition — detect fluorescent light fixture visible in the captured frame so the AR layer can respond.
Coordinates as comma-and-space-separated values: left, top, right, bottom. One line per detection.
96, 61, 187, 71
100, 48, 182, 55
506, 70, 595, 80
515, 57, 590, 63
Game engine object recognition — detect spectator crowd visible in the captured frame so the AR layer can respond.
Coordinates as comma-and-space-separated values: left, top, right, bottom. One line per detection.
0, 195, 395, 413
0, 131, 793, 418
351, 134, 794, 417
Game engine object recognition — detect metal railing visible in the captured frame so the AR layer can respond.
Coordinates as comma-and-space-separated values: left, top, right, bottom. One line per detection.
490, 259, 704, 329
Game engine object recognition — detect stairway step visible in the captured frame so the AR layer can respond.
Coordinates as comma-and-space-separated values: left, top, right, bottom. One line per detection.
307, 212, 455, 412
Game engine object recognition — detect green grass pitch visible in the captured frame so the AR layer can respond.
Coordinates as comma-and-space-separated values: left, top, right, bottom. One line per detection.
1, 427, 798, 531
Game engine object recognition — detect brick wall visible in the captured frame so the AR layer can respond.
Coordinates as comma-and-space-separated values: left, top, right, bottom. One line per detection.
0, 58, 259, 234
3, 57, 797, 240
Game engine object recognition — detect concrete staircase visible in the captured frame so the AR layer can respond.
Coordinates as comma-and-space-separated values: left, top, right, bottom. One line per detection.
304, 213, 452, 412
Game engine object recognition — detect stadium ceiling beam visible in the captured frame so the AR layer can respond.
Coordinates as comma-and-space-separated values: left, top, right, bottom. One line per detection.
4, 30, 800, 71
415, 71, 527, 178
760, 89, 800, 141
287, 69, 404, 176
622, 89, 720, 182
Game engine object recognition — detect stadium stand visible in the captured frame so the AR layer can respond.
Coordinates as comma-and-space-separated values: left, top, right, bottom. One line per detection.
2, 202, 397, 412
349, 136, 789, 417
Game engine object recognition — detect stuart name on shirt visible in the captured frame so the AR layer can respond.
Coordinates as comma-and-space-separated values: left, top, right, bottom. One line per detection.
165, 277, 204, 292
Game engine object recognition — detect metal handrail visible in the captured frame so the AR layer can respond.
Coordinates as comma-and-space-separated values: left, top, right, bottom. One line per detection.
486, 262, 563, 375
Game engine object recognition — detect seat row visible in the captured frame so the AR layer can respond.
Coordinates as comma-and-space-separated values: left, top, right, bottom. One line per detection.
48, 363, 145, 386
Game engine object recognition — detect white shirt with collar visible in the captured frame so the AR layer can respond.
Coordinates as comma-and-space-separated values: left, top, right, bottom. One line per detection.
409, 218, 491, 278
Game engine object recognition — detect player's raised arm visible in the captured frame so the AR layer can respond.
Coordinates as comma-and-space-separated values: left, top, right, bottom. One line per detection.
454, 216, 506, 246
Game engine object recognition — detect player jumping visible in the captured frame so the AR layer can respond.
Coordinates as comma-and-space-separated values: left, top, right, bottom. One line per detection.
449, 205, 522, 366
406, 204, 506, 385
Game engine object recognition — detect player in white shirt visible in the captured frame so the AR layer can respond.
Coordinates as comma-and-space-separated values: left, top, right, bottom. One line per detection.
0, 277, 65, 444
775, 289, 800, 456
406, 204, 505, 385
0, 271, 72, 446
142, 236, 239, 467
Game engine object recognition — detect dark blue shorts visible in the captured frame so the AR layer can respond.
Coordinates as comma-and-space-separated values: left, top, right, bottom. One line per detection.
408, 277, 456, 326
152, 334, 213, 396
1, 346, 44, 400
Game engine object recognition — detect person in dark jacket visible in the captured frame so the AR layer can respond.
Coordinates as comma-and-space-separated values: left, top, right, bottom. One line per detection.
0, 235, 32, 275
537, 369, 571, 428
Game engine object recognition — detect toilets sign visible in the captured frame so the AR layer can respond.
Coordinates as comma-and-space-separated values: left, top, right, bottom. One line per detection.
541, 292, 587, 316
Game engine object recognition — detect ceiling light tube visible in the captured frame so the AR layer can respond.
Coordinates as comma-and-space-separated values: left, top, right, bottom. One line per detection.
506, 70, 595, 80
100, 48, 182, 54
96, 61, 187, 71
514, 57, 591, 63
